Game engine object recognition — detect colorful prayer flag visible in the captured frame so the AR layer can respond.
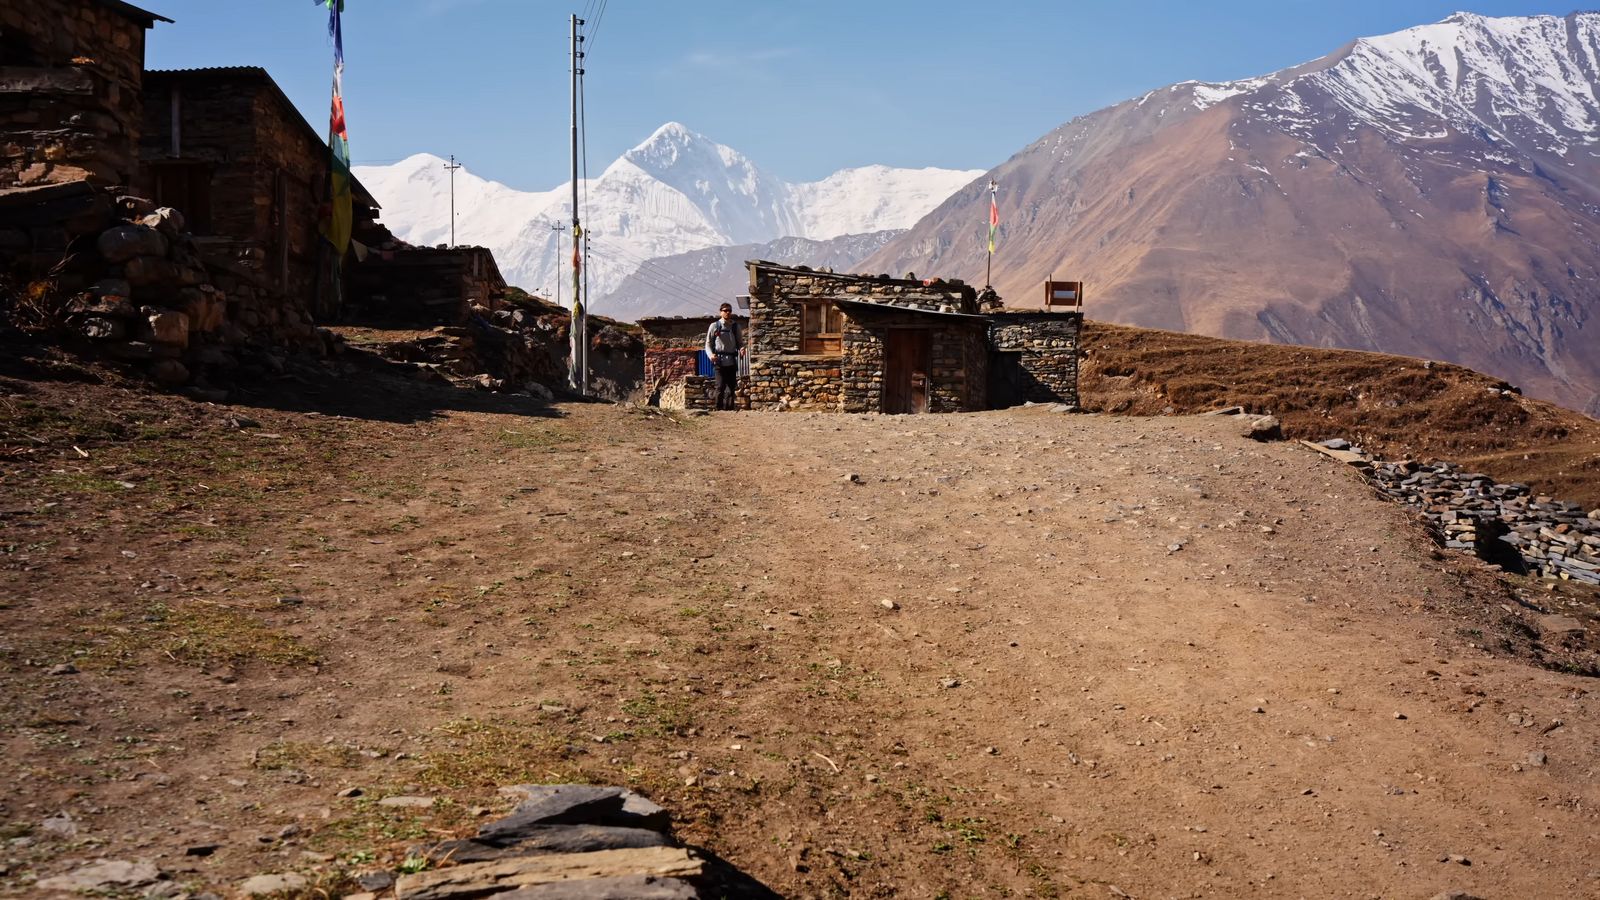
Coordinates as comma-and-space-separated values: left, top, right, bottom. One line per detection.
319, 0, 352, 258
988, 181, 999, 255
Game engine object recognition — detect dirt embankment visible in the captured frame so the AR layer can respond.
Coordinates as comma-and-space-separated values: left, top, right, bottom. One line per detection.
1078, 319, 1600, 509
3, 334, 1599, 898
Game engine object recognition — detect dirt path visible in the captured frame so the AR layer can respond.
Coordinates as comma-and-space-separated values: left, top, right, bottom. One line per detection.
3, 370, 1598, 898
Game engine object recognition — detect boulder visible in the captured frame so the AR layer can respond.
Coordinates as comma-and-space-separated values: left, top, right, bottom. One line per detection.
146, 310, 190, 347
138, 207, 186, 238
96, 224, 167, 263
239, 872, 309, 896
36, 860, 160, 893
1242, 415, 1282, 441
123, 255, 181, 287
150, 359, 190, 387
80, 316, 124, 340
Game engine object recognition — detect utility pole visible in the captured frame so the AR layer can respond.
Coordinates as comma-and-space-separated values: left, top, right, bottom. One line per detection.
568, 14, 586, 396
444, 154, 462, 247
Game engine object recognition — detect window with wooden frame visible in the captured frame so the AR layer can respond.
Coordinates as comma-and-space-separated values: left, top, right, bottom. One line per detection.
799, 300, 843, 354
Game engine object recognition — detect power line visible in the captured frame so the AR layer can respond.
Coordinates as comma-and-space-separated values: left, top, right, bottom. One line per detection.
587, 238, 731, 301
583, 0, 610, 57
588, 246, 730, 310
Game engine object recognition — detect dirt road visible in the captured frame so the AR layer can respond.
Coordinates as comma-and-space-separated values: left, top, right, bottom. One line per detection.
3, 369, 1598, 897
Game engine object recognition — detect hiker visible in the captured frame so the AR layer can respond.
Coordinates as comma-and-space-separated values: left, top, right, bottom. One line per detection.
705, 302, 744, 411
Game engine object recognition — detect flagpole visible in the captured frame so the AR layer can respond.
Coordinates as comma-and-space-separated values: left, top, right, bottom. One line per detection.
986, 178, 997, 289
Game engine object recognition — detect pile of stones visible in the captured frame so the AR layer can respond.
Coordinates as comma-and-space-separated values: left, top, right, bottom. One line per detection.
1, 181, 336, 397
391, 784, 708, 899
1311, 440, 1600, 586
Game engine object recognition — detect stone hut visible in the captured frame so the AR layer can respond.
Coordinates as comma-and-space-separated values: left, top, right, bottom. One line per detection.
637, 314, 747, 408
137, 66, 381, 316
746, 262, 992, 413
346, 245, 508, 326
640, 261, 1082, 414
0, 0, 171, 187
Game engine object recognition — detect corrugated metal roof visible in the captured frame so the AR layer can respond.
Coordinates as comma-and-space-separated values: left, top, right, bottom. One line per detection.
97, 0, 173, 26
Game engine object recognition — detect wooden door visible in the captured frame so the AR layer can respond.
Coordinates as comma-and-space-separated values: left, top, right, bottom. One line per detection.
885, 329, 931, 414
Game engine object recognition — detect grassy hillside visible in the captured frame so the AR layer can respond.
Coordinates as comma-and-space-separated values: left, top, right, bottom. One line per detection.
1078, 320, 1600, 509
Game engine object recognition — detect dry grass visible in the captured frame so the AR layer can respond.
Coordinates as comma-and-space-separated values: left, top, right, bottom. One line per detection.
1079, 319, 1600, 508
415, 719, 575, 791
78, 601, 320, 669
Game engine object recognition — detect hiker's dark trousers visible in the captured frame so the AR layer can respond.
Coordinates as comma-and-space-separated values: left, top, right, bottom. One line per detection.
715, 364, 739, 410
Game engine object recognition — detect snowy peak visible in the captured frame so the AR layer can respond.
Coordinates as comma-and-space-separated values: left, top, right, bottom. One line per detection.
1313, 12, 1600, 150
354, 123, 981, 303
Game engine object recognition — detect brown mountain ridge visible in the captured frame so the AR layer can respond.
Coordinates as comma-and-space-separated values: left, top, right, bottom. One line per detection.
865, 12, 1600, 413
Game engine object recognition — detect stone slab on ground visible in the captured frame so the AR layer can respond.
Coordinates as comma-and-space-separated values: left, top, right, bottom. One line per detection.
496, 875, 701, 899
480, 785, 670, 841
426, 824, 672, 863
35, 859, 160, 893
394, 846, 702, 900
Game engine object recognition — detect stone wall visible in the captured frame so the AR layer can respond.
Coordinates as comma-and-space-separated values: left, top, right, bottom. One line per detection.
0, 0, 160, 187
839, 309, 987, 413
990, 312, 1082, 406
659, 375, 715, 411
746, 262, 982, 412
346, 246, 506, 326
139, 68, 379, 316
0, 181, 333, 397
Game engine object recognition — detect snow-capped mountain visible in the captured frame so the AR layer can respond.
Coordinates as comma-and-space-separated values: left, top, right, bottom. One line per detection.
354, 124, 981, 311
864, 12, 1600, 411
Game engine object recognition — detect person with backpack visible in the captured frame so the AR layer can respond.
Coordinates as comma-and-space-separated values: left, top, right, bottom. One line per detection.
705, 302, 744, 411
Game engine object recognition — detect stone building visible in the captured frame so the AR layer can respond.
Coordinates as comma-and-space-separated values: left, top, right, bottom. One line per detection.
137, 66, 380, 316
0, 0, 171, 187
637, 313, 747, 408
346, 245, 507, 325
644, 261, 1081, 414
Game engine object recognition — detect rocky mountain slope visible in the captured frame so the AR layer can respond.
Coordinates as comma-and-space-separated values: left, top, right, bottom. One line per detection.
863, 12, 1600, 412
353, 125, 979, 312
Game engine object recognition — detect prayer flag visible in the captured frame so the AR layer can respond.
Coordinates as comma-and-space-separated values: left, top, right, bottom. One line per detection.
319, 0, 352, 258
988, 183, 999, 255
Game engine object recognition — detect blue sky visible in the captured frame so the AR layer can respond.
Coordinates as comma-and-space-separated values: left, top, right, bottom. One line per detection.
146, 1, 1572, 190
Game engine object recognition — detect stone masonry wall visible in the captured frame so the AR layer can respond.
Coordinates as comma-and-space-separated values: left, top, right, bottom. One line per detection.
747, 263, 979, 412
990, 312, 1082, 406
139, 70, 345, 309
659, 375, 715, 411
840, 310, 987, 413
0, 0, 151, 187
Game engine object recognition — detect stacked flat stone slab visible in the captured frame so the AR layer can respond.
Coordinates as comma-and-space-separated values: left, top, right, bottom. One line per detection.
395, 785, 704, 899
1304, 442, 1600, 586
0, 0, 168, 188
990, 312, 1083, 406
0, 183, 336, 392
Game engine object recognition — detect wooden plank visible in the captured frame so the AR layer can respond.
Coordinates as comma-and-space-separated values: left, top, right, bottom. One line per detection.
395, 846, 702, 900
1298, 440, 1369, 466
